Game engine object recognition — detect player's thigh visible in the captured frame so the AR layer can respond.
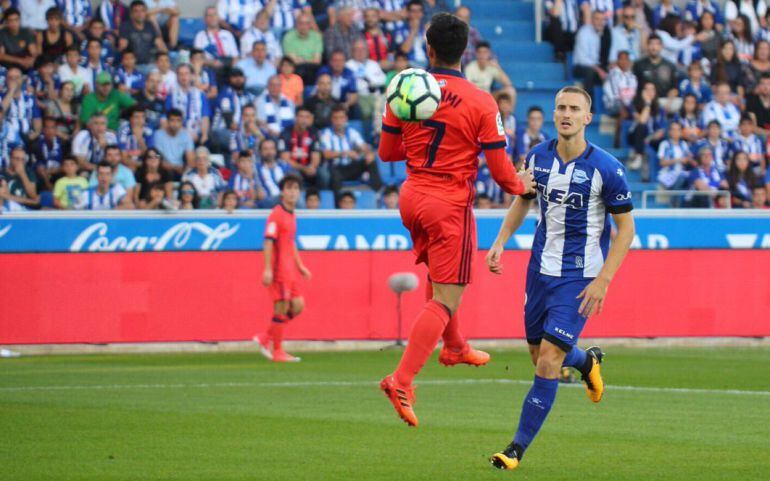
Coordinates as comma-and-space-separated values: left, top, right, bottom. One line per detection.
273, 300, 289, 316
431, 282, 465, 314
542, 278, 591, 352
424, 201, 474, 285
524, 270, 548, 348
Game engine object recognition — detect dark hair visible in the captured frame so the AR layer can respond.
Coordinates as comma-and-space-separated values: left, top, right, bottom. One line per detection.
3, 7, 20, 21
137, 148, 166, 182
296, 105, 314, 115
122, 49, 136, 57
167, 108, 184, 119
647, 33, 662, 44
305, 187, 320, 199
178, 181, 200, 208
219, 189, 239, 208
407, 0, 423, 9
42, 116, 58, 125
337, 190, 356, 206
89, 17, 105, 26
527, 106, 544, 115
104, 144, 121, 155
658, 15, 681, 37
679, 93, 698, 116
96, 160, 112, 171
189, 48, 205, 57
393, 51, 409, 61
475, 193, 491, 205
633, 81, 659, 116
383, 185, 399, 196
496, 92, 512, 103
46, 7, 63, 20
130, 0, 146, 9
698, 10, 715, 31
87, 38, 102, 48
61, 156, 78, 164
65, 44, 81, 55
331, 103, 348, 115
155, 51, 170, 60
259, 137, 277, 151
727, 149, 756, 189
330, 49, 346, 58
740, 113, 754, 124
617, 50, 630, 59
707, 119, 722, 129
279, 174, 302, 191
128, 106, 146, 118
426, 13, 469, 65
735, 14, 753, 43
279, 56, 296, 68
761, 72, 770, 82
475, 40, 491, 51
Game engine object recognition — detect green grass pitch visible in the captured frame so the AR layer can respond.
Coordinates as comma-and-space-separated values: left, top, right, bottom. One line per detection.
2, 347, 769, 480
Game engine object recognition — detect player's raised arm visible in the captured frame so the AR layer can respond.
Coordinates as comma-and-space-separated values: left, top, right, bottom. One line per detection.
378, 104, 407, 162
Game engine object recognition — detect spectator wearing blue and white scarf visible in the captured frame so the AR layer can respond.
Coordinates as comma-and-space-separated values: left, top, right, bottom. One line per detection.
255, 138, 290, 204
193, 7, 239, 67
115, 50, 145, 95
257, 75, 295, 138
165, 64, 211, 144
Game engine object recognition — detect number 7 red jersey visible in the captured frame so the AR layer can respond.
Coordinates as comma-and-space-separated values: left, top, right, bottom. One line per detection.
379, 68, 519, 206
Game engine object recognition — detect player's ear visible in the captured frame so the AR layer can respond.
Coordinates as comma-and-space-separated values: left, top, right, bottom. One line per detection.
585, 110, 593, 126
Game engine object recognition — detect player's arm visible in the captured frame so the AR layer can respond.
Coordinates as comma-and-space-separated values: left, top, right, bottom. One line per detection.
262, 239, 274, 286
486, 194, 534, 275
378, 104, 406, 162
294, 246, 312, 280
577, 212, 635, 317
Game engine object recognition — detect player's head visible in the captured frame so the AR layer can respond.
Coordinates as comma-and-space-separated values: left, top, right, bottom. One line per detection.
426, 13, 468, 68
279, 174, 302, 207
553, 86, 592, 139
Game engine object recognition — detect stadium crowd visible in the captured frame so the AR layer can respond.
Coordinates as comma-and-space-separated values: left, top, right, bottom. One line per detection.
547, 0, 770, 207
0, 0, 767, 211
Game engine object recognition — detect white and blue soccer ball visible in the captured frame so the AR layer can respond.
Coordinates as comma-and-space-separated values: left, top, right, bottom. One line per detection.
385, 68, 442, 122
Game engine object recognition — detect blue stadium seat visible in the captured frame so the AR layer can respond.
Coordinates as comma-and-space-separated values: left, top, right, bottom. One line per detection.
348, 120, 365, 139
179, 18, 205, 47
319, 190, 335, 209
354, 190, 377, 209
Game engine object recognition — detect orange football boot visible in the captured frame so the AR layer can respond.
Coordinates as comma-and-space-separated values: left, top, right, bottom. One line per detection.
272, 349, 301, 363
438, 343, 491, 367
379, 374, 418, 427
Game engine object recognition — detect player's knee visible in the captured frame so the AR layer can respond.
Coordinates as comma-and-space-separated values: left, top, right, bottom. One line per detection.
535, 344, 566, 378
528, 345, 540, 366
273, 301, 289, 315
431, 283, 464, 314
290, 298, 305, 315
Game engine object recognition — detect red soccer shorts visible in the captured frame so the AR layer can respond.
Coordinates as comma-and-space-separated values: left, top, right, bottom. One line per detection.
399, 182, 476, 285
269, 279, 301, 302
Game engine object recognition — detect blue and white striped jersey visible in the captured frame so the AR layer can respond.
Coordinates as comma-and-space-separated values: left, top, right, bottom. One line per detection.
525, 140, 633, 278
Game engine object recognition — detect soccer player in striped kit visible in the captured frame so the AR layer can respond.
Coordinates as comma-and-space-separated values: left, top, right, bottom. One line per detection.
487, 86, 636, 470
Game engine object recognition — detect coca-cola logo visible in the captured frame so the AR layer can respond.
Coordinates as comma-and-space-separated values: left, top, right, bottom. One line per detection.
69, 222, 240, 252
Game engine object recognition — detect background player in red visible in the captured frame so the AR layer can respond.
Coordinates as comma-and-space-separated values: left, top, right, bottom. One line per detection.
254, 174, 312, 363
377, 13, 536, 427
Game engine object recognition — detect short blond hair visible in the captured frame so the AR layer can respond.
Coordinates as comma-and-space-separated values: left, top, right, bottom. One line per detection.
556, 86, 592, 111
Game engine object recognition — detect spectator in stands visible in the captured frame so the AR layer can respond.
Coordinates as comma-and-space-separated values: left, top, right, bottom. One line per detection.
2, 67, 42, 142
475, 193, 493, 209
280, 106, 323, 187
226, 67, 258, 115
684, 0, 723, 25
211, 69, 243, 153
633, 35, 679, 99
0, 8, 39, 71
733, 114, 767, 173
579, 0, 620, 27
321, 104, 381, 192
753, 183, 769, 207
657, 121, 692, 194
702, 82, 741, 138
153, 51, 176, 99
153, 108, 194, 176
696, 120, 732, 172
257, 75, 296, 139
80, 71, 136, 131
58, 46, 91, 97
627, 81, 666, 171
279, 57, 304, 106
241, 11, 282, 63
136, 181, 168, 209
516, 107, 548, 166
194, 6, 238, 69
89, 144, 137, 199
37, 7, 74, 66
676, 93, 703, 143
82, 18, 116, 66
711, 40, 751, 96
318, 50, 359, 115
346, 39, 386, 121
3, 146, 39, 209
230, 104, 266, 165
363, 8, 392, 70
610, 5, 643, 62
678, 62, 712, 105
71, 113, 116, 170
283, 12, 323, 84
750, 40, 770, 85
99, 0, 129, 38
60, 0, 94, 38
146, 0, 180, 50
305, 187, 320, 209
182, 146, 225, 208
729, 14, 755, 62
544, 0, 580, 62
573, 11, 610, 109
336, 190, 356, 209
237, 41, 277, 94
20, 0, 57, 31
32, 117, 65, 193
76, 160, 132, 210
696, 11, 721, 61
747, 73, 770, 133
464, 41, 515, 99
392, 0, 427, 68
423, 0, 450, 21
52, 156, 88, 209
376, 0, 407, 35
496, 92, 517, 140
725, 0, 765, 35
381, 185, 398, 209
728, 150, 758, 207
451, 6, 480, 66
134, 71, 165, 131
219, 189, 239, 212
175, 180, 199, 209
324, 6, 363, 60
46, 81, 79, 139
217, 0, 258, 33
686, 145, 728, 207
675, 20, 704, 67
652, 0, 681, 28
118, 106, 153, 169
228, 153, 265, 208
83, 38, 111, 92
475, 156, 509, 207
258, 0, 313, 38
165, 63, 210, 145
255, 137, 289, 206
31, 59, 62, 108
119, 0, 167, 74
134, 147, 173, 206
603, 50, 637, 146
115, 50, 145, 96
189, 48, 218, 100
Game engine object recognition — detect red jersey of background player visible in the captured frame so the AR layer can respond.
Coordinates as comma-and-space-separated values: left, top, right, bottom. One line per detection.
379, 67, 522, 205
264, 204, 297, 283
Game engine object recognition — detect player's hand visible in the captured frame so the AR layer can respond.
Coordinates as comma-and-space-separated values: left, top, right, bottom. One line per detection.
577, 277, 609, 317
262, 269, 273, 287
518, 168, 536, 195
486, 242, 505, 275
299, 265, 312, 280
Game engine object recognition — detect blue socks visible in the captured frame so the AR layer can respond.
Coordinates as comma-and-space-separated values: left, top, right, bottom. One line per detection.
562, 346, 588, 369
513, 375, 559, 454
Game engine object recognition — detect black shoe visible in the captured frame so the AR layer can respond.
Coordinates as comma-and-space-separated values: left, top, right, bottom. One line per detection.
490, 442, 523, 470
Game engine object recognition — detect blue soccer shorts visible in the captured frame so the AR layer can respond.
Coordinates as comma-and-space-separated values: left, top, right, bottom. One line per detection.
524, 269, 592, 352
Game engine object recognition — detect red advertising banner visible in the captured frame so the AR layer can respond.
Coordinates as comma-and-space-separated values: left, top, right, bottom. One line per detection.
1, 250, 768, 344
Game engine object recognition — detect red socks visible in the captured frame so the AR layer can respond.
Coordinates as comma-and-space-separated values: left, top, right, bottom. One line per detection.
425, 279, 466, 352
268, 315, 288, 351
394, 300, 451, 386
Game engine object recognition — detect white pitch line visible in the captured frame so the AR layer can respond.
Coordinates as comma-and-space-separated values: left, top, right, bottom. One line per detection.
0, 378, 768, 397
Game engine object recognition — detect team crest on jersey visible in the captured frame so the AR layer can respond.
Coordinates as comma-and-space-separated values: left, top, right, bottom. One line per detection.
266, 221, 277, 236
496, 113, 504, 135
438, 79, 447, 87
572, 169, 589, 184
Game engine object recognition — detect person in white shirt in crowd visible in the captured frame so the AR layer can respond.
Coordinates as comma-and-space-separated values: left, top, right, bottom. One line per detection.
237, 40, 278, 94
573, 10, 609, 110
610, 5, 645, 62
657, 121, 693, 193
580, 0, 619, 27
75, 160, 133, 210
240, 10, 282, 62
182, 146, 226, 209
71, 113, 118, 170
194, 6, 239, 69
152, 51, 177, 99
217, 0, 259, 33
603, 51, 638, 147
58, 45, 91, 97
165, 63, 211, 145
20, 0, 57, 31
146, 0, 180, 49
257, 75, 295, 139
346, 38, 386, 121
702, 82, 741, 138
88, 144, 137, 199
725, 0, 766, 35
320, 104, 381, 192
256, 137, 290, 206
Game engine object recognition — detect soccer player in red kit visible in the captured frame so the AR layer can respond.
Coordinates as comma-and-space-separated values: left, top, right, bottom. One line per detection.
254, 174, 312, 363
377, 13, 536, 426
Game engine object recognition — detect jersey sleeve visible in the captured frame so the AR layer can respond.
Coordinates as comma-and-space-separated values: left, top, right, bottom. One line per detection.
601, 164, 634, 214
378, 103, 406, 161
381, 102, 402, 133
264, 210, 280, 241
477, 95, 507, 152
